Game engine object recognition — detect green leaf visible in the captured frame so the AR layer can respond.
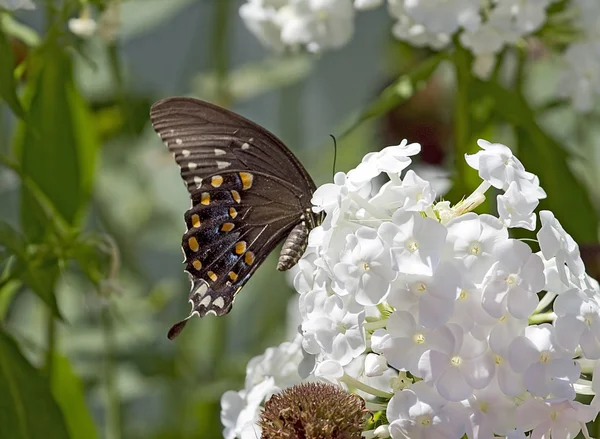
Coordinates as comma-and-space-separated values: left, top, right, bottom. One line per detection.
0, 220, 27, 258
16, 257, 62, 319
0, 220, 62, 318
51, 355, 98, 439
15, 42, 99, 241
339, 53, 446, 139
0, 330, 70, 439
0, 25, 25, 118
192, 55, 314, 103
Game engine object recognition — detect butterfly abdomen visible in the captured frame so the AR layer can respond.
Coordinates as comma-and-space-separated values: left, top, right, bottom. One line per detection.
277, 222, 309, 271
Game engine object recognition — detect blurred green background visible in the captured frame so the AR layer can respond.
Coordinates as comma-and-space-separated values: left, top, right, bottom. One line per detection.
1, 1, 600, 438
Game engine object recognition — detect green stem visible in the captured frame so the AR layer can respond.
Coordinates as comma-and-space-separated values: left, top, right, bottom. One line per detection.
102, 306, 121, 439
43, 309, 56, 376
528, 312, 556, 324
211, 0, 233, 107
341, 374, 393, 399
452, 42, 471, 192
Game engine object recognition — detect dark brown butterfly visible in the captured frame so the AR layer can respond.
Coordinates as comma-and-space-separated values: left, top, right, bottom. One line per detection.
150, 97, 320, 339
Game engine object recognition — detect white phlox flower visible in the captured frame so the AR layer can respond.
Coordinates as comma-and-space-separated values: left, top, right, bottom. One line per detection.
223, 137, 600, 439
445, 213, 508, 283
554, 286, 600, 359
537, 210, 586, 283
516, 398, 597, 439
480, 239, 544, 319
387, 381, 467, 439
379, 210, 448, 276
333, 226, 396, 305
402, 0, 481, 34
465, 139, 547, 200
300, 294, 366, 364
419, 324, 495, 402
463, 378, 518, 439
382, 310, 456, 372
497, 182, 539, 231
387, 262, 461, 328
371, 170, 436, 214
508, 324, 580, 399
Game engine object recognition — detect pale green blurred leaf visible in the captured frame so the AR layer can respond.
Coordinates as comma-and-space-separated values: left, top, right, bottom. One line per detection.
0, 25, 24, 118
192, 55, 314, 103
51, 355, 98, 439
15, 42, 99, 240
0, 330, 70, 439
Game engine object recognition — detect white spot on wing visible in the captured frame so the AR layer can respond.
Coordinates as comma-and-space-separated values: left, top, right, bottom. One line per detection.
199, 296, 211, 308
182, 149, 191, 157
214, 149, 226, 156
213, 297, 225, 308
188, 162, 197, 170
206, 310, 218, 316
176, 138, 183, 145
241, 142, 250, 150
194, 176, 202, 188
217, 161, 231, 169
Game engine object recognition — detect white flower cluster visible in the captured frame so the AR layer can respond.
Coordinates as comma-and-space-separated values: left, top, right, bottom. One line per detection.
222, 138, 600, 439
556, 0, 600, 112
238, 1, 557, 71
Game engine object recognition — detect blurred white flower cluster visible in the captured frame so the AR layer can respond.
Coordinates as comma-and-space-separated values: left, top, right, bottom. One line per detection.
240, 0, 600, 111
239, 0, 560, 58
556, 0, 600, 112
222, 138, 600, 439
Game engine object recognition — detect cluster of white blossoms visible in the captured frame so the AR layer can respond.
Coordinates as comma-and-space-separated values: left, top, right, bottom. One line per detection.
240, 0, 600, 110
222, 138, 600, 439
239, 0, 559, 63
556, 0, 600, 112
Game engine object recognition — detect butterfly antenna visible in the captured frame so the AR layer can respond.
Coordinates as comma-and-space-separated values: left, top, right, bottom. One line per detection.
329, 134, 338, 180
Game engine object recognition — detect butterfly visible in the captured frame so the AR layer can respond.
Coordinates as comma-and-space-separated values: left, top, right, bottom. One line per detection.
150, 97, 321, 339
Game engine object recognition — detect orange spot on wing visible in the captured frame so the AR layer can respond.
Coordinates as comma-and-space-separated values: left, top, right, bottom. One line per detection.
231, 190, 241, 203
239, 172, 253, 190
191, 214, 201, 228
235, 241, 247, 255
221, 223, 235, 232
207, 271, 217, 282
245, 251, 255, 265
201, 192, 210, 205
188, 237, 199, 252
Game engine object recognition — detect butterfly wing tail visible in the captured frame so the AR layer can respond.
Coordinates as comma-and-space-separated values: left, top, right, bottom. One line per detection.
167, 280, 235, 339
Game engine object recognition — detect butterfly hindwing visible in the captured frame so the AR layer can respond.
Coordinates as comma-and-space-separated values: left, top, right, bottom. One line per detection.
150, 97, 318, 339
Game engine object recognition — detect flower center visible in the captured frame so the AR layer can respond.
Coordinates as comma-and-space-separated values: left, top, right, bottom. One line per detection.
468, 241, 481, 255
459, 289, 468, 300
417, 415, 432, 427
550, 411, 558, 421
391, 372, 411, 392
413, 333, 425, 344
361, 261, 370, 271
505, 273, 518, 287
479, 401, 489, 413
338, 324, 347, 334
413, 282, 427, 295
494, 354, 503, 365
406, 239, 419, 252
539, 351, 552, 363
451, 356, 462, 366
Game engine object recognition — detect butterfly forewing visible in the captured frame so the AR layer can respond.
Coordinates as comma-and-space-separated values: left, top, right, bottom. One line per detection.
150, 97, 318, 339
